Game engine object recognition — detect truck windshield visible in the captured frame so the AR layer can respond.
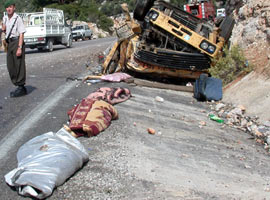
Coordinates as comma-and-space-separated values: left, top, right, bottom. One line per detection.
188, 0, 208, 3
72, 26, 83, 30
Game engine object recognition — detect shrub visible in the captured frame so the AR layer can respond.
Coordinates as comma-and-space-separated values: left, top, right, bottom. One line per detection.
209, 45, 253, 85
98, 15, 113, 33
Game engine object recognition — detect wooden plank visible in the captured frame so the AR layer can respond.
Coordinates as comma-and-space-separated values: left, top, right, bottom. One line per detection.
131, 78, 194, 93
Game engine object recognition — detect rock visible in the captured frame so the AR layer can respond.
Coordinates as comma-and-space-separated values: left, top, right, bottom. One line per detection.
256, 139, 264, 144
237, 105, 246, 112
263, 121, 270, 127
240, 118, 248, 127
199, 121, 207, 126
266, 136, 270, 145
186, 82, 192, 87
255, 130, 264, 138
258, 125, 268, 134
244, 164, 252, 169
147, 128, 156, 135
155, 96, 164, 102
218, 109, 225, 117
250, 124, 258, 132
215, 103, 225, 111
264, 131, 270, 136
227, 107, 243, 117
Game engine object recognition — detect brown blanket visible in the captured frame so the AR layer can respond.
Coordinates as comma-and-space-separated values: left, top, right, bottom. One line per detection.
67, 99, 118, 137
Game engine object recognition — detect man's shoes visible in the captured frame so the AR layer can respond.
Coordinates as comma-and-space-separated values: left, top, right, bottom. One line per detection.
10, 86, 27, 98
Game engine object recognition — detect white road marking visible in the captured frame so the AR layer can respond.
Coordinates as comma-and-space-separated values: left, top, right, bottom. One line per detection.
0, 80, 77, 161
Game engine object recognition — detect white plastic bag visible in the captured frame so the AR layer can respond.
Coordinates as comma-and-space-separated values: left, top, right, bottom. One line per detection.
5, 128, 89, 199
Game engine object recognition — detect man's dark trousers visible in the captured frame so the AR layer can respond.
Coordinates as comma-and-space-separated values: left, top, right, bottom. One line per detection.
7, 39, 26, 86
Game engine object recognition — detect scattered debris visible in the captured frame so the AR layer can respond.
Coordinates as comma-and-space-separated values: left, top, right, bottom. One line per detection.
215, 103, 226, 111
155, 96, 164, 103
199, 121, 207, 126
209, 114, 224, 123
147, 128, 156, 135
209, 101, 270, 150
85, 79, 103, 84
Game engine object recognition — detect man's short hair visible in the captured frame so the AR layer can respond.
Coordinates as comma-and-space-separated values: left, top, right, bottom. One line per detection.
4, 0, 16, 8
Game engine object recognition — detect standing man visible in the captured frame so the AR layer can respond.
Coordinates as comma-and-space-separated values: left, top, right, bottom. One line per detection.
2, 0, 27, 97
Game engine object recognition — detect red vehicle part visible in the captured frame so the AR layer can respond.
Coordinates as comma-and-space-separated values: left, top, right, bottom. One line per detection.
184, 0, 215, 20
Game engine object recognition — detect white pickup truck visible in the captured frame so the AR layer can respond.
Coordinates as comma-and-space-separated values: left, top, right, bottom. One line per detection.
19, 8, 72, 52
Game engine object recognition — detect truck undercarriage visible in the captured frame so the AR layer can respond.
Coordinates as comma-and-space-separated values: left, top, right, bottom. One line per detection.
102, 0, 235, 80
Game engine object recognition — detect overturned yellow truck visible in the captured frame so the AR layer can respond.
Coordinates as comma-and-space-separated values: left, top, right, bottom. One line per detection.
103, 0, 234, 80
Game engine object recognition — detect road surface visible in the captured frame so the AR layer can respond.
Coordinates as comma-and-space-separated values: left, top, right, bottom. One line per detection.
0, 38, 270, 199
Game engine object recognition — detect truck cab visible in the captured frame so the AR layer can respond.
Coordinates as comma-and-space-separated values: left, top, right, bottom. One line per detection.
184, 0, 216, 21
216, 8, 226, 17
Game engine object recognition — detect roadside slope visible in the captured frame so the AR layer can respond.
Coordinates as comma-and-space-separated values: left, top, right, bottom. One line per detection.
224, 0, 270, 123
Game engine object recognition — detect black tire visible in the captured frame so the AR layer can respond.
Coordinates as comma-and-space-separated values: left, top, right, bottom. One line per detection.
47, 39, 53, 52
37, 47, 43, 51
133, 0, 155, 21
215, 16, 225, 27
219, 16, 235, 42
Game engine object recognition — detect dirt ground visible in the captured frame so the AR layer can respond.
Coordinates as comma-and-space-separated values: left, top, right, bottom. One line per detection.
223, 42, 270, 123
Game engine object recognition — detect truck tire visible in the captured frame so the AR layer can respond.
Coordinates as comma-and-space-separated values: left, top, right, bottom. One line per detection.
219, 16, 235, 42
133, 0, 155, 21
47, 39, 54, 52
215, 16, 225, 27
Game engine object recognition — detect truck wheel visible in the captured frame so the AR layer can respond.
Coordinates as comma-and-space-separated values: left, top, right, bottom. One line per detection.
219, 16, 235, 42
47, 39, 54, 52
133, 0, 155, 21
37, 47, 43, 52
66, 36, 72, 48
215, 16, 225, 27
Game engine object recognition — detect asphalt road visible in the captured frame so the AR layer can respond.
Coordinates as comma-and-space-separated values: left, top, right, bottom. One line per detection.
1, 37, 270, 199
0, 37, 116, 199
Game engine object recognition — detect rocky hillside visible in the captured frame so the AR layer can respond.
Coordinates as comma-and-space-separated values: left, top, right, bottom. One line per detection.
223, 0, 270, 122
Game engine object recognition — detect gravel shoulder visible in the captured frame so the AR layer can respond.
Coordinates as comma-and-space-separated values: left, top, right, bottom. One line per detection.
45, 80, 270, 200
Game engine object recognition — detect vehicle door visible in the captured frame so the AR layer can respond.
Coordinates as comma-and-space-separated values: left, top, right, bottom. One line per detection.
85, 25, 92, 37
